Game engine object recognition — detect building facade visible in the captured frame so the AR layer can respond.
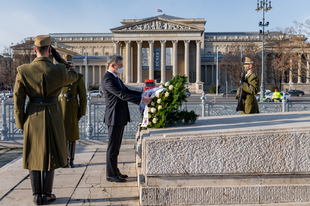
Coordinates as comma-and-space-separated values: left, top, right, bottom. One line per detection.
17, 14, 310, 93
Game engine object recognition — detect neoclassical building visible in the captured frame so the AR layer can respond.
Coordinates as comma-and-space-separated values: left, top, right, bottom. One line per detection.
17, 14, 310, 92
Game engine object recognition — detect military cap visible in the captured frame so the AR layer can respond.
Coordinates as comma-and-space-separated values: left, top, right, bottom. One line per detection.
34, 35, 51, 47
244, 57, 253, 64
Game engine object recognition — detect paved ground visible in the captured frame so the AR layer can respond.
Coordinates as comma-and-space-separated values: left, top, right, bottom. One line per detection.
0, 139, 139, 206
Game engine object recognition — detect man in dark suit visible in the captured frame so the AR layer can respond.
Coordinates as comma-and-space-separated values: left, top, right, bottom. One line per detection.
102, 54, 151, 182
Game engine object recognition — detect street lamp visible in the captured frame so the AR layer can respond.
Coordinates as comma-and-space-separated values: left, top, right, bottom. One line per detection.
256, 0, 272, 102
83, 47, 89, 91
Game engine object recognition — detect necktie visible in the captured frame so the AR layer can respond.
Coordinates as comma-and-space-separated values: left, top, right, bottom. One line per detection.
116, 76, 123, 90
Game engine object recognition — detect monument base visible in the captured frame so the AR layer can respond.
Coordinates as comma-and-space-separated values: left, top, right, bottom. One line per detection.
136, 112, 310, 205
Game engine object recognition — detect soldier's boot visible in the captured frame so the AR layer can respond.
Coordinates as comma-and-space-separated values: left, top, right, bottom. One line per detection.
42, 170, 56, 205
69, 141, 76, 168
29, 170, 42, 205
64, 141, 70, 168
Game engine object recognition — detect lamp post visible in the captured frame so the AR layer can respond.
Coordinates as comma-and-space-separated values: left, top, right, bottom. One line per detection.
83, 47, 88, 91
256, 0, 272, 102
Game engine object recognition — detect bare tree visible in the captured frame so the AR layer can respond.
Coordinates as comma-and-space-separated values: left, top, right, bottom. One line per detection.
0, 47, 17, 90
219, 42, 261, 88
0, 38, 35, 91
265, 30, 298, 91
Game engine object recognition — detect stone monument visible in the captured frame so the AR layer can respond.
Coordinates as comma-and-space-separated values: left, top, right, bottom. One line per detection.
136, 111, 310, 205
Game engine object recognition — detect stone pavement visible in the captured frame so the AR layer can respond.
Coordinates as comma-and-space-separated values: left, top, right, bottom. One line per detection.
0, 139, 139, 206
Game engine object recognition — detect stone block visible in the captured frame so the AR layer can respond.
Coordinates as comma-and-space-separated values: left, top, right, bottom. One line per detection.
137, 112, 310, 205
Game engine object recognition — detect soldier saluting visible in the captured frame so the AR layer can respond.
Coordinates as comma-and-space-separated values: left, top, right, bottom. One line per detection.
236, 57, 259, 114
14, 35, 78, 205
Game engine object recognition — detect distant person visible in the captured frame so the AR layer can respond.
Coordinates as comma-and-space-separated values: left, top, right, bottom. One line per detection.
59, 61, 87, 168
101, 54, 152, 182
272, 88, 281, 102
236, 57, 259, 114
14, 35, 78, 205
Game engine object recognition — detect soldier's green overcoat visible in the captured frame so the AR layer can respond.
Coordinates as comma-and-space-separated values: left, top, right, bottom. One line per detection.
14, 57, 78, 171
236, 72, 260, 114
59, 73, 87, 141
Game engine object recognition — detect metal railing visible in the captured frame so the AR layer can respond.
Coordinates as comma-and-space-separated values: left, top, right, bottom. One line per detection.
1, 93, 310, 140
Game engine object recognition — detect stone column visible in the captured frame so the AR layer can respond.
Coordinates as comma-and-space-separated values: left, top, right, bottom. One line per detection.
148, 40, 154, 79
125, 40, 131, 83
137, 40, 142, 83
298, 53, 302, 83
113, 40, 119, 54
160, 40, 166, 83
172, 40, 178, 77
184, 40, 190, 82
289, 55, 293, 83
212, 65, 215, 84
196, 40, 202, 83
92, 65, 95, 84
307, 54, 310, 83
99, 65, 102, 82
79, 65, 82, 73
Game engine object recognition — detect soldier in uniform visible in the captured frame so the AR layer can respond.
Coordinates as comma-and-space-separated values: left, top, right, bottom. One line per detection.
14, 35, 78, 205
235, 57, 260, 114
59, 61, 87, 168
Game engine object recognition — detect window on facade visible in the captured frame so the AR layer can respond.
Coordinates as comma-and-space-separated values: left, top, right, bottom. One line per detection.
207, 51, 212, 55
105, 52, 109, 56
166, 48, 172, 66
142, 48, 149, 66
95, 52, 99, 56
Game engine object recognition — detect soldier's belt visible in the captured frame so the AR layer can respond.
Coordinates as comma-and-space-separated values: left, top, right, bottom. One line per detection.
59, 94, 77, 99
30, 97, 58, 103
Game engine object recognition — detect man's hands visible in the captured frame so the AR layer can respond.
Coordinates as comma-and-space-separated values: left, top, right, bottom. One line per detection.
51, 46, 62, 63
142, 96, 152, 104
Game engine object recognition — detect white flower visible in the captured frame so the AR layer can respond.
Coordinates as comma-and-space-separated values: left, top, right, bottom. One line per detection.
157, 99, 161, 104
159, 85, 163, 88
151, 101, 155, 106
151, 107, 157, 113
148, 113, 151, 118
169, 85, 173, 90
164, 82, 170, 87
148, 119, 152, 125
156, 93, 160, 98
165, 92, 169, 97
152, 118, 157, 124
158, 105, 162, 110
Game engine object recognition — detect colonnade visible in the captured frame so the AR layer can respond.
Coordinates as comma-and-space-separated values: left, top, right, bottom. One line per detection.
76, 65, 107, 85
113, 39, 203, 84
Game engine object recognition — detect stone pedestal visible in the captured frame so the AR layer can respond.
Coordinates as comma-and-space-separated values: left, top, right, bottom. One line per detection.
195, 81, 204, 93
136, 112, 310, 205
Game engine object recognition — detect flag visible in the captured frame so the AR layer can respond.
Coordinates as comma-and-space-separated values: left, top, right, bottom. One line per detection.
157, 9, 162, 12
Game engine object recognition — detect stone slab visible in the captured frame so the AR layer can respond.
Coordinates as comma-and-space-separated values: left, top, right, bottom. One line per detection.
0, 155, 28, 200
140, 186, 310, 205
137, 111, 310, 205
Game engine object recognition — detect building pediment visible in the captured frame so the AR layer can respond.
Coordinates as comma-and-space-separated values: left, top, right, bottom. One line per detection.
111, 17, 204, 33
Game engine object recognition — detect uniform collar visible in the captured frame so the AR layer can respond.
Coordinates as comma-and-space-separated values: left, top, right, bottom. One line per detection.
32, 57, 53, 63
245, 72, 253, 78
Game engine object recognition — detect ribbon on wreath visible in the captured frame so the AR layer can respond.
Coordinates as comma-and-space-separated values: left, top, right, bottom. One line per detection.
139, 87, 167, 127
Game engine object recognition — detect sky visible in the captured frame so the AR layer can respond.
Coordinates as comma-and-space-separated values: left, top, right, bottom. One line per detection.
1, 0, 310, 53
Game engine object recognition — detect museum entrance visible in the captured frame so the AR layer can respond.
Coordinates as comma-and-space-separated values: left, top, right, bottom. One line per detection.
154, 71, 161, 83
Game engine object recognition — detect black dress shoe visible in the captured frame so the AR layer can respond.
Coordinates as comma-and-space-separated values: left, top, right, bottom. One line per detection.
117, 168, 128, 178
106, 176, 127, 182
42, 193, 56, 205
118, 172, 128, 179
33, 194, 42, 205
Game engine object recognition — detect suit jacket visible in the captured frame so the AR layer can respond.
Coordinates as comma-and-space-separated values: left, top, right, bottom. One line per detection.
102, 71, 142, 126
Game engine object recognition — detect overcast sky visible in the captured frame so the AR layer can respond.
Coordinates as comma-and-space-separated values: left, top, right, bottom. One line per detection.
1, 0, 310, 53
